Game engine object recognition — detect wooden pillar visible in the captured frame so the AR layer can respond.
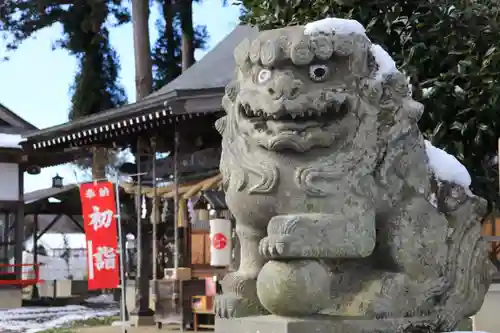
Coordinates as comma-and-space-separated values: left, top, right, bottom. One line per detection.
2, 211, 8, 265
14, 165, 24, 281
131, 139, 154, 323
31, 214, 39, 298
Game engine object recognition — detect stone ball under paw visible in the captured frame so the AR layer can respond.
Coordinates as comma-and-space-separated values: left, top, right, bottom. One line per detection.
256, 260, 330, 316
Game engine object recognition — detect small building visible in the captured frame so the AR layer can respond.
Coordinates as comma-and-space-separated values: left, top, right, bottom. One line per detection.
0, 103, 38, 308
18, 25, 259, 324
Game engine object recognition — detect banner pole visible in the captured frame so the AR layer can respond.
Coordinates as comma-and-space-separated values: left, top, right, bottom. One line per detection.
115, 172, 127, 333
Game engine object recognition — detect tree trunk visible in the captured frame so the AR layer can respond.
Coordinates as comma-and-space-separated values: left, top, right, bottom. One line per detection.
179, 0, 195, 72
132, 0, 153, 100
130, 0, 154, 320
164, 0, 177, 82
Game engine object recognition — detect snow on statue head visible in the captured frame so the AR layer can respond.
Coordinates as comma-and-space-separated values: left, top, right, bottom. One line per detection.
214, 18, 493, 332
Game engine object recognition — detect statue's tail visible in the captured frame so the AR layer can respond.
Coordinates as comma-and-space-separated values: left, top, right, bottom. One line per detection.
436, 184, 494, 331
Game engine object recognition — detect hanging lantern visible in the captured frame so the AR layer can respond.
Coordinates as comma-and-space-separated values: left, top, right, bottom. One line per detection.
52, 174, 63, 188
209, 218, 232, 267
193, 195, 209, 222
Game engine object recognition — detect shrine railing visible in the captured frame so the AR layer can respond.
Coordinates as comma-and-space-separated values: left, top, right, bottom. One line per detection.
0, 263, 40, 287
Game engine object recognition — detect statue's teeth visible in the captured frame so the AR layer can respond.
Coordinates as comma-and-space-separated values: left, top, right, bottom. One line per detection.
291, 114, 297, 119
308, 111, 314, 116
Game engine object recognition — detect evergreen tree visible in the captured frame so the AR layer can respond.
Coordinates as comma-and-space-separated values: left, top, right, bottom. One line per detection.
239, 0, 500, 204
1, 0, 130, 178
151, 0, 208, 90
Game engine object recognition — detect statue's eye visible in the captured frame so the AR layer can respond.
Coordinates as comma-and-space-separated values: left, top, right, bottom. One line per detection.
308, 64, 329, 82
257, 69, 272, 84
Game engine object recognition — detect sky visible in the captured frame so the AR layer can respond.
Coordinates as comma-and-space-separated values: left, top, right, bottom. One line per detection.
0, 1, 241, 193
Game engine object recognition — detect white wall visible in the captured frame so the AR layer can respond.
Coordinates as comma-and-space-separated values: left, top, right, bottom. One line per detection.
20, 251, 87, 281
0, 163, 18, 200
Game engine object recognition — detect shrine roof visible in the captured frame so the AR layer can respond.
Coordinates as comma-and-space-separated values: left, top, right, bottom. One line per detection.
19, 25, 259, 156
0, 103, 37, 151
148, 25, 259, 97
0, 103, 38, 132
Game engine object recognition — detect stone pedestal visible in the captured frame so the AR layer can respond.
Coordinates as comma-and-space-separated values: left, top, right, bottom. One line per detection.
216, 315, 433, 333
130, 314, 155, 326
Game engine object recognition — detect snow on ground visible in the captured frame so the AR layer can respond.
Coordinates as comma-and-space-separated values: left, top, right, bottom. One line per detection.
0, 305, 118, 333
424, 140, 472, 190
85, 294, 117, 304
303, 17, 399, 80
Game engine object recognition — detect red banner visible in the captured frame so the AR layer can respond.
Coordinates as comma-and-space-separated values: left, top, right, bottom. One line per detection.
80, 181, 119, 290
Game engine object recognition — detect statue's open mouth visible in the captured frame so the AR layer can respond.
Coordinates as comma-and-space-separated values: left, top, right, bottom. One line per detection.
236, 94, 354, 151
238, 100, 349, 125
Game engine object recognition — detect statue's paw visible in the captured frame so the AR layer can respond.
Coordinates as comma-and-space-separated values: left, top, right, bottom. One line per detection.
267, 214, 309, 236
259, 234, 301, 258
220, 271, 258, 297
214, 294, 268, 318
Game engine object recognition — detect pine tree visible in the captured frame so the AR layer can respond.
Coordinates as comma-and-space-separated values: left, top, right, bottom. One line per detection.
1, 0, 130, 178
239, 0, 500, 204
151, 0, 208, 89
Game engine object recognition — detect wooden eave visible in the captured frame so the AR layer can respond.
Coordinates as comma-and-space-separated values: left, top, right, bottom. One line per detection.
0, 147, 24, 163
19, 25, 260, 159
21, 90, 224, 153
21, 148, 91, 169
24, 184, 133, 215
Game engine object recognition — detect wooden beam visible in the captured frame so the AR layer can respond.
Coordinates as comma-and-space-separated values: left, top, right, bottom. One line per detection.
36, 214, 62, 240
484, 236, 500, 241
66, 215, 84, 233
142, 147, 221, 178
32, 214, 40, 298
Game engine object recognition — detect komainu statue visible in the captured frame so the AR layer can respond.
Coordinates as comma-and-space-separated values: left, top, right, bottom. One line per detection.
214, 18, 494, 332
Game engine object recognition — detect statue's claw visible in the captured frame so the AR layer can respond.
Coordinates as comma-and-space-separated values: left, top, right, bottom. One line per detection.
214, 294, 269, 318
259, 234, 302, 258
